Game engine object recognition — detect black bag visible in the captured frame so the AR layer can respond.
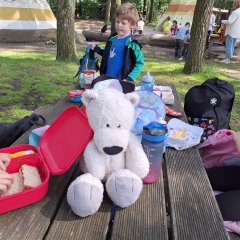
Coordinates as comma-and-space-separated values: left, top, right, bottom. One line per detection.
184, 78, 235, 141
0, 114, 46, 148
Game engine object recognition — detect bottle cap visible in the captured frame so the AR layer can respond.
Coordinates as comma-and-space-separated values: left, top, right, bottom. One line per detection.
141, 72, 155, 83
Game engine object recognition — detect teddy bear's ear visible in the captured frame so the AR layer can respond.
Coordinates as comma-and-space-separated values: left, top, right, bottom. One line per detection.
125, 92, 140, 106
82, 89, 98, 106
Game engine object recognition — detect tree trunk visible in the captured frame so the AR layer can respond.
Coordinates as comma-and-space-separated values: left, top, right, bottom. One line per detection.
143, 0, 147, 12
111, 0, 121, 34
104, 0, 111, 24
148, 0, 154, 22
157, 0, 161, 12
56, 0, 77, 61
183, 0, 214, 74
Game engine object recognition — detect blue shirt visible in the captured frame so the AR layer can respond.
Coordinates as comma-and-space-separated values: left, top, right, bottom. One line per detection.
176, 27, 190, 40
106, 35, 130, 79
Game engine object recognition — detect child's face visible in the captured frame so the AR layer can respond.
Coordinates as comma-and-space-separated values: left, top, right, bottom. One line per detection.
115, 17, 132, 38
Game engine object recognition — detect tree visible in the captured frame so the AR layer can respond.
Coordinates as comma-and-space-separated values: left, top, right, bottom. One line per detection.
148, 0, 154, 22
56, 0, 77, 61
111, 0, 121, 34
104, 0, 111, 23
183, 0, 214, 74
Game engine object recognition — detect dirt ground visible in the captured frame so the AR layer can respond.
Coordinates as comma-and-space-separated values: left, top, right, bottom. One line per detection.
0, 19, 239, 63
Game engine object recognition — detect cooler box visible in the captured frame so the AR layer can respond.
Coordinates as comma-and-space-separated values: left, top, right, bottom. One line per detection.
0, 106, 93, 214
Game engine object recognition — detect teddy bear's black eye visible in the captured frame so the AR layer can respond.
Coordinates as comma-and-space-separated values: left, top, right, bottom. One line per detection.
118, 124, 121, 128
106, 124, 110, 128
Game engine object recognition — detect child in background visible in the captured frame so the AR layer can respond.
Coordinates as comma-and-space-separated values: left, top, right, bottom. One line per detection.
175, 22, 191, 60
0, 153, 13, 195
170, 20, 178, 36
137, 17, 145, 35
163, 16, 171, 34
90, 3, 144, 83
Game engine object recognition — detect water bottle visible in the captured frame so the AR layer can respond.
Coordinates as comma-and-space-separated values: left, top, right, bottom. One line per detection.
141, 72, 155, 91
141, 121, 167, 184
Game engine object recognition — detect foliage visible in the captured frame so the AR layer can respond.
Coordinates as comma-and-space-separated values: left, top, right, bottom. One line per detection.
214, 0, 234, 10
47, 0, 57, 16
76, 0, 105, 19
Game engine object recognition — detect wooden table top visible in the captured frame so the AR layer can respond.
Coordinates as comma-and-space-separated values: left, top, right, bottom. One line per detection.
0, 84, 234, 240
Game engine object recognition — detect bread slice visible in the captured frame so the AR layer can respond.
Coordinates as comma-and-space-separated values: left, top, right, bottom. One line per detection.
20, 165, 42, 190
1, 172, 23, 197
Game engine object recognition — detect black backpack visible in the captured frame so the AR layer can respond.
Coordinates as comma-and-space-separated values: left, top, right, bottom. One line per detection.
184, 78, 235, 141
0, 114, 46, 148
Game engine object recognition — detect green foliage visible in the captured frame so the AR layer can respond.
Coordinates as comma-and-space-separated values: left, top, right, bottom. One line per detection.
214, 0, 234, 10
47, 0, 57, 16
76, 0, 105, 19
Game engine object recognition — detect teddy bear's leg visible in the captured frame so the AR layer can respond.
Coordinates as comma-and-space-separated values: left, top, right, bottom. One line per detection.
106, 169, 143, 208
67, 173, 104, 217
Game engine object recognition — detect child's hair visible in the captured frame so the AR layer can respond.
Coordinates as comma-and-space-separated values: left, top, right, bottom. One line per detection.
185, 22, 191, 26
116, 3, 138, 26
166, 16, 171, 21
173, 20, 177, 25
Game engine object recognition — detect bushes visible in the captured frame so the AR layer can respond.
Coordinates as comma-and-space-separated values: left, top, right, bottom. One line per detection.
76, 0, 105, 20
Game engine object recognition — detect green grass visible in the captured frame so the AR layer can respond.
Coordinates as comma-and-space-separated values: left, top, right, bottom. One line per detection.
0, 48, 239, 130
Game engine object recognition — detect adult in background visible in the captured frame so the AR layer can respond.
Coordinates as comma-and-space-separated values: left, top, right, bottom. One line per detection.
220, 0, 240, 64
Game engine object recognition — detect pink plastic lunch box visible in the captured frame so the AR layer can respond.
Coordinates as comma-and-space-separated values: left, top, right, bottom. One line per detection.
0, 106, 93, 214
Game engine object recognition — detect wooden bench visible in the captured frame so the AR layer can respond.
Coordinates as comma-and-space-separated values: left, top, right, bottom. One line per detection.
0, 86, 238, 240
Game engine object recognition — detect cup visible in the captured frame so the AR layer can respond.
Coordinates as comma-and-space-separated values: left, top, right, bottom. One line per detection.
141, 121, 167, 184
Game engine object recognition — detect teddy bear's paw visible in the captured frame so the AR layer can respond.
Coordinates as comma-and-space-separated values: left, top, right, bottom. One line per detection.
106, 169, 142, 208
67, 173, 104, 217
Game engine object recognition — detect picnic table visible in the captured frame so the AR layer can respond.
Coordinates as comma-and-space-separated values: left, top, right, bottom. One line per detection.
0, 85, 239, 240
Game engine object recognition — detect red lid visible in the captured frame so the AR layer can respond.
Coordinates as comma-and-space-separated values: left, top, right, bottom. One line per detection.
67, 90, 83, 97
40, 106, 93, 175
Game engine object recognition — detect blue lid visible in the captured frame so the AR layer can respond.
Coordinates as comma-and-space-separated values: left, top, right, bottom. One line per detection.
142, 121, 167, 142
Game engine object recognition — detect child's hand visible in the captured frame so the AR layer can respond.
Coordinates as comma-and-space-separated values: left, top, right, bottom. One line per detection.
88, 42, 97, 50
0, 170, 13, 194
0, 153, 10, 171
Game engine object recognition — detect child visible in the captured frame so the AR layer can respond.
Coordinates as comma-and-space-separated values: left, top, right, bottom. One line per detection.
163, 16, 171, 34
0, 153, 13, 195
175, 22, 191, 60
90, 3, 144, 83
137, 17, 145, 35
170, 20, 178, 36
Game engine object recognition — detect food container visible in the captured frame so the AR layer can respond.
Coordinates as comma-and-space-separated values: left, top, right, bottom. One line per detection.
0, 106, 93, 214
67, 90, 84, 103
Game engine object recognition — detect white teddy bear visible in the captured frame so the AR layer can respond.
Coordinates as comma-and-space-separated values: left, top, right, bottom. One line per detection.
67, 88, 149, 217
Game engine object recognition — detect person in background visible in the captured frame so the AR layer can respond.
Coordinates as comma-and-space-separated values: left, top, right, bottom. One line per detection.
175, 22, 191, 60
137, 17, 145, 35
220, 0, 240, 64
0, 153, 13, 195
170, 20, 178, 36
206, 12, 216, 47
163, 16, 171, 35
89, 3, 144, 83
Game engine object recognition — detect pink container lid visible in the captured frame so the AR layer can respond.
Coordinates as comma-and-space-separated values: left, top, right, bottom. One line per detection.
39, 106, 93, 175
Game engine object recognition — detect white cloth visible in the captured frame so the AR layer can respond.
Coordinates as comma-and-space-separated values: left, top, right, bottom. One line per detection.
222, 7, 240, 38
208, 13, 216, 31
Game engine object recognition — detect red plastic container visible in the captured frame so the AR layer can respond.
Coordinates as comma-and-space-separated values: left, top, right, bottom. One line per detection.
0, 106, 93, 214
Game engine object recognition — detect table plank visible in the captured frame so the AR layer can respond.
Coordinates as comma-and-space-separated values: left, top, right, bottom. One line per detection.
164, 86, 229, 240
111, 167, 168, 240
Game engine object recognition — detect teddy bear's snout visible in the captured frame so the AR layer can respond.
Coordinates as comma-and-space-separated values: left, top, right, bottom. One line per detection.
103, 146, 123, 155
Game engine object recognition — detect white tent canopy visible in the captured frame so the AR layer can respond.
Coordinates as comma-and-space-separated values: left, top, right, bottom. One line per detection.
0, 0, 56, 30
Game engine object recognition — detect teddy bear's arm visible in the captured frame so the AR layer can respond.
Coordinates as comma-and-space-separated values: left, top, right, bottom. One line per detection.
125, 133, 149, 179
83, 140, 106, 180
